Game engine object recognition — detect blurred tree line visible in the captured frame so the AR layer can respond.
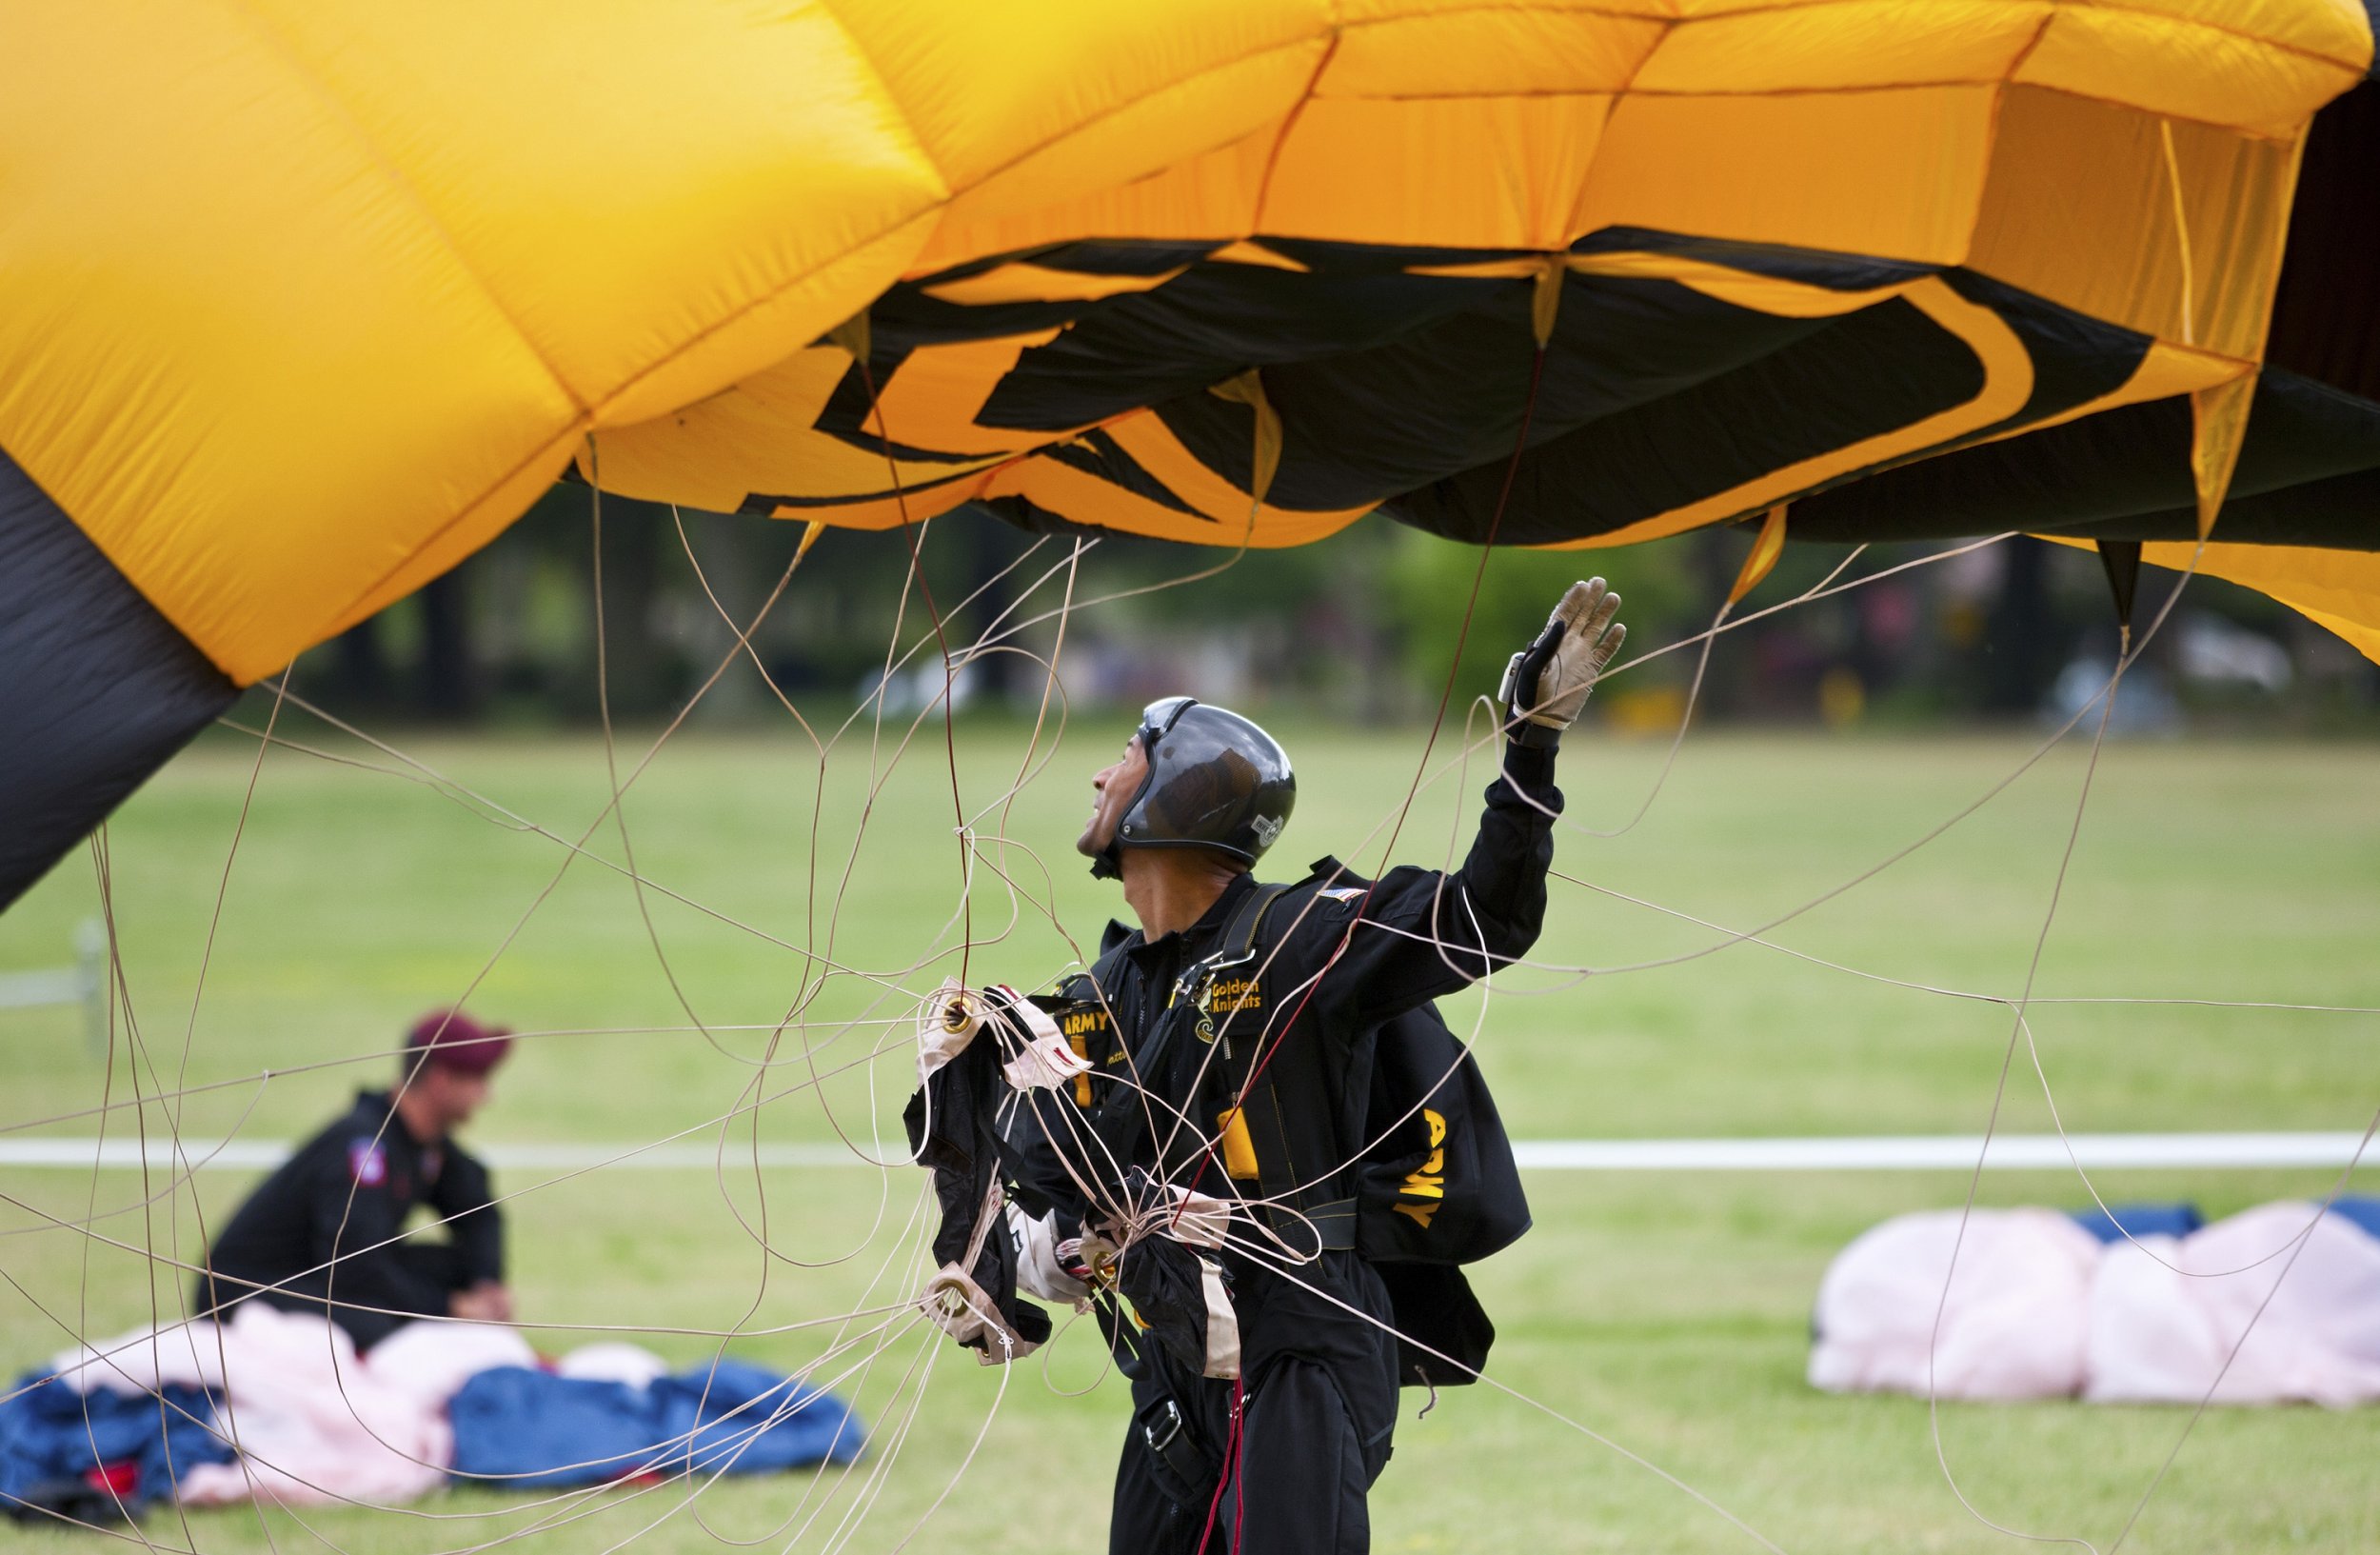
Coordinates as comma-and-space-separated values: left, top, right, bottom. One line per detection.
291, 485, 2377, 735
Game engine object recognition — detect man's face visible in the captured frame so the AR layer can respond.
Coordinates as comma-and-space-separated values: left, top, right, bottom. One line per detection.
417, 1065, 492, 1134
1078, 733, 1149, 861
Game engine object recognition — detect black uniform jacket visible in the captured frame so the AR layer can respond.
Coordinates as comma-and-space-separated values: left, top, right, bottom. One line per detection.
195, 1089, 502, 1348
1016, 743, 1561, 1235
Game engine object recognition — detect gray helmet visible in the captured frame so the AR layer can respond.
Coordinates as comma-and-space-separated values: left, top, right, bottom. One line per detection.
1093, 697, 1295, 881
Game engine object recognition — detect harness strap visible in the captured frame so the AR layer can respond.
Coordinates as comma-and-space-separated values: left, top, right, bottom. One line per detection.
1194, 882, 1361, 1241
1081, 883, 1287, 1169
1175, 881, 1294, 1009
1092, 883, 1339, 1235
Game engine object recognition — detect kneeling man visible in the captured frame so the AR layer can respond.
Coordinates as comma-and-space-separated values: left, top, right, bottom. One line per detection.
195, 1010, 513, 1348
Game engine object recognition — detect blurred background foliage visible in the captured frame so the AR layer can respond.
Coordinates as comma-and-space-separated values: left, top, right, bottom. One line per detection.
285, 488, 2380, 738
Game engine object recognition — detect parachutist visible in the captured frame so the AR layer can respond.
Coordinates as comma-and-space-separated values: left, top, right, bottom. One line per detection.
989, 581, 1621, 1553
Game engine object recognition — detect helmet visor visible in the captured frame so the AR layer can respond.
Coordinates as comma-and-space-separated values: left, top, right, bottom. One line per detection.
1137, 695, 1196, 748
1124, 707, 1287, 849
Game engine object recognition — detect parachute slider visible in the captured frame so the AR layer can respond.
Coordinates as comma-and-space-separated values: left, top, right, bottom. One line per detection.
919, 1263, 1042, 1366
914, 979, 987, 1082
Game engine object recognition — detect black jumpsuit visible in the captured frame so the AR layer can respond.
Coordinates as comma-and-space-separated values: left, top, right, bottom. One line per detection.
193, 1088, 503, 1349
1021, 743, 1561, 1555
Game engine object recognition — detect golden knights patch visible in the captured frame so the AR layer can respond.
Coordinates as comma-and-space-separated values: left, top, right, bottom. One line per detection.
1205, 975, 1260, 1015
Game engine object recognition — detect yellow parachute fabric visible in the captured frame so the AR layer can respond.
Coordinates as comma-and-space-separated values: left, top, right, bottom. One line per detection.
1, 0, 2373, 692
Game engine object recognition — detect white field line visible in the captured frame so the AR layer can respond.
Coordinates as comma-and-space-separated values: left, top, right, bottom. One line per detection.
0, 1134, 2371, 1173
1511, 1134, 2376, 1171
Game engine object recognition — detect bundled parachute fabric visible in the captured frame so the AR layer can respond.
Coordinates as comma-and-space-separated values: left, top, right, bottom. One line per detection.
5, 1, 2379, 907
0, 1374, 230, 1523
1808, 1207, 2103, 1400
2070, 1202, 2206, 1244
37, 1304, 521, 1508
10, 1305, 861, 1507
2087, 1202, 2380, 1407
1110, 1234, 1242, 1383
11, 1303, 523, 1510
446, 1362, 864, 1490
905, 984, 1060, 1363
1106, 1170, 1244, 1382
1811, 1201, 2380, 1405
905, 983, 1251, 1376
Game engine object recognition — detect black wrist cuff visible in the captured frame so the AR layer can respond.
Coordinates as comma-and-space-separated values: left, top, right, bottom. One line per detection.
1497, 736, 1560, 805
1507, 720, 1563, 750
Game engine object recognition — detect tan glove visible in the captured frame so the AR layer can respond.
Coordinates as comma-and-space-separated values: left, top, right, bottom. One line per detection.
1498, 577, 1625, 745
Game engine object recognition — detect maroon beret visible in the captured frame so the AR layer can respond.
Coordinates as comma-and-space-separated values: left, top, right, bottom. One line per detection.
406, 1009, 512, 1075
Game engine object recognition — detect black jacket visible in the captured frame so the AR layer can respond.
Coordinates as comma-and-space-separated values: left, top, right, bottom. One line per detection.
195, 1089, 502, 1348
1016, 743, 1561, 1234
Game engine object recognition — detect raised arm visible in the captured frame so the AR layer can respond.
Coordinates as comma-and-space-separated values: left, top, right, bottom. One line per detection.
1299, 578, 1625, 1027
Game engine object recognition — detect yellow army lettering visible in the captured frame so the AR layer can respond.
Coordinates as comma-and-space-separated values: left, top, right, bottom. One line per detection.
1390, 1108, 1448, 1229
1061, 1008, 1107, 1106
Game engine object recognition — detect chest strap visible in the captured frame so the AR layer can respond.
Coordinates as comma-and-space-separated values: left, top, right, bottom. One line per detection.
1172, 882, 1294, 1019
1091, 883, 1319, 1216
1190, 883, 1365, 1246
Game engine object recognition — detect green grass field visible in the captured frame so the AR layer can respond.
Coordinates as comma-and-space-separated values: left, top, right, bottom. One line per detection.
4, 718, 2377, 1552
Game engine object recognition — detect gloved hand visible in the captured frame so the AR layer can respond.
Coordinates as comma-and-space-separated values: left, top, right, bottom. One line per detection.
1006, 1202, 1093, 1306
1498, 577, 1625, 747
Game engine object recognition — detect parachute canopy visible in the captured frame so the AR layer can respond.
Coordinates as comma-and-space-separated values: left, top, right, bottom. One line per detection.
3, 0, 2376, 904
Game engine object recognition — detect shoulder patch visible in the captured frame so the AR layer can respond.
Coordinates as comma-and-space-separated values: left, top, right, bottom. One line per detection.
1317, 886, 1366, 905
347, 1139, 388, 1187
